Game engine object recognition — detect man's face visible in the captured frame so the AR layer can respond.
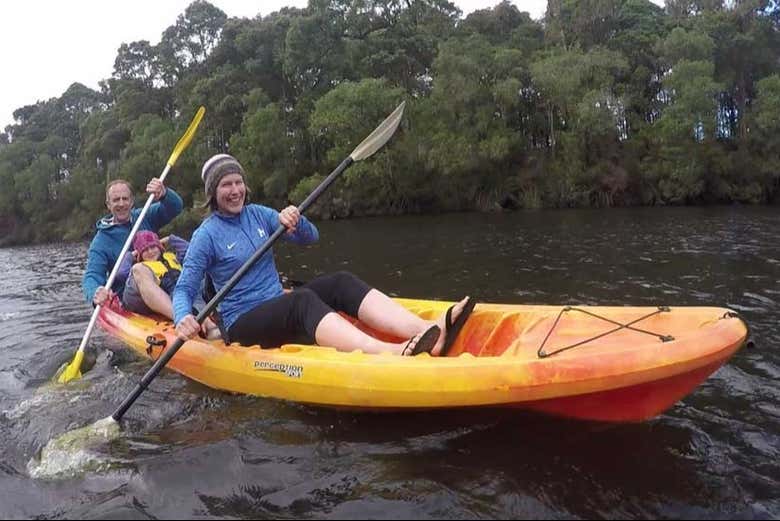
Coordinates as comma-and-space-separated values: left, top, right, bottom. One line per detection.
106, 183, 133, 223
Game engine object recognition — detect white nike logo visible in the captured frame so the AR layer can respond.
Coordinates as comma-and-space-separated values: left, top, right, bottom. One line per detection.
227, 242, 237, 250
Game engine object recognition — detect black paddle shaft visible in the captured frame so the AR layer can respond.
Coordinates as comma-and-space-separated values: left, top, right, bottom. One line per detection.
111, 157, 354, 421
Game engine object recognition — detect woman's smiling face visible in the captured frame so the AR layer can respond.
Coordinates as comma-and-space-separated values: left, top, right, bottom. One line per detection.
216, 173, 246, 215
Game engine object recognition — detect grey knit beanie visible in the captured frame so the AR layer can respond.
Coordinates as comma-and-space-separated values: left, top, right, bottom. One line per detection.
201, 154, 246, 201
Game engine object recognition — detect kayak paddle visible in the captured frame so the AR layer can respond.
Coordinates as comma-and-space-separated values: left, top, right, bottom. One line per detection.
54, 106, 206, 384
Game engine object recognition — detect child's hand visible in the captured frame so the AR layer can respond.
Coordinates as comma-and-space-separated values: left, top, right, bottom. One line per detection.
160, 236, 170, 248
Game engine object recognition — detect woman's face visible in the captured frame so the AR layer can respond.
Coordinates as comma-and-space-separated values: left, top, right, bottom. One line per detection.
216, 173, 246, 215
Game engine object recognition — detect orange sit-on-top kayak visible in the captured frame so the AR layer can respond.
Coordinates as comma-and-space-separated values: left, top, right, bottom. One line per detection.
98, 298, 749, 422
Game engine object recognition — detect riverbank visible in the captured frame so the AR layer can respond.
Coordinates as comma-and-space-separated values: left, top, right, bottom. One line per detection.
2, 200, 778, 249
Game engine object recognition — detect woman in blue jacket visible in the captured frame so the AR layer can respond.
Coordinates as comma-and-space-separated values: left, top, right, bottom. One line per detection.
173, 154, 470, 356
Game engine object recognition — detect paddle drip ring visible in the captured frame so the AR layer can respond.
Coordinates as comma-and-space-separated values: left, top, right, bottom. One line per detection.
537, 306, 674, 358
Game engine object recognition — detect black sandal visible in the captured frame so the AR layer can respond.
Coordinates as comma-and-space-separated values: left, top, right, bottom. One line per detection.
440, 297, 476, 356
402, 325, 441, 356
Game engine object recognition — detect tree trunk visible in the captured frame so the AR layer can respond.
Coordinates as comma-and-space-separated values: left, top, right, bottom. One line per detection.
549, 104, 556, 155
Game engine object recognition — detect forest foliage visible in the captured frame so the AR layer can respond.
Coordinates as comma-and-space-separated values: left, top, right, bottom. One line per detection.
1, 0, 779, 245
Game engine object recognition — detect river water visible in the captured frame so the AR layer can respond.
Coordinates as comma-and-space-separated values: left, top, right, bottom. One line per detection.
0, 206, 778, 519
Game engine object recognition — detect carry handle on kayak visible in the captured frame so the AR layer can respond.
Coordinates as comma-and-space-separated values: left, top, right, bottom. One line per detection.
110, 101, 406, 422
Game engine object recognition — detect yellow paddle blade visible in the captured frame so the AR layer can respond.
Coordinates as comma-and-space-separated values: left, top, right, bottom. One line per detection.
55, 350, 84, 384
166, 106, 206, 167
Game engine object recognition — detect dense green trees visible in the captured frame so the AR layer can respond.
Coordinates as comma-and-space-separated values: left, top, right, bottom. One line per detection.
1, 0, 779, 245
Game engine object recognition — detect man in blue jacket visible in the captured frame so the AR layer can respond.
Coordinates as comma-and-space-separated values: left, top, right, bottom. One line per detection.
82, 176, 183, 306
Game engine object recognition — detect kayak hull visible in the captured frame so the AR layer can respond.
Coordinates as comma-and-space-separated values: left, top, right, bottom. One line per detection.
97, 298, 748, 422
520, 358, 726, 421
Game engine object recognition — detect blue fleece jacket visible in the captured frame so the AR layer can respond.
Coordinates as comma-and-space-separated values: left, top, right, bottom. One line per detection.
81, 188, 184, 303
172, 204, 318, 331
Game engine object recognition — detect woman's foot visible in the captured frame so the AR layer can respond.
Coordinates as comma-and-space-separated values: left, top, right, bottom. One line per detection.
400, 324, 441, 356
431, 296, 472, 356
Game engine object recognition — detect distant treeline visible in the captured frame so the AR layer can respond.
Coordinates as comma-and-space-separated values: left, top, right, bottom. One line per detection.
1, 0, 779, 245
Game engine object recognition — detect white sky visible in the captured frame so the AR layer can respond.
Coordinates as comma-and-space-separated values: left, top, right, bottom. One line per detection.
0, 1, 662, 131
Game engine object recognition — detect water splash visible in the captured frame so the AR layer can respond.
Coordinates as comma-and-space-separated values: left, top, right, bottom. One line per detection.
27, 417, 122, 480
2, 393, 56, 421
2, 378, 93, 420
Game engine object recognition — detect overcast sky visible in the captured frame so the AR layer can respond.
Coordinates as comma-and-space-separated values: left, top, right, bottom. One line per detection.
0, 1, 662, 131
0, 1, 552, 130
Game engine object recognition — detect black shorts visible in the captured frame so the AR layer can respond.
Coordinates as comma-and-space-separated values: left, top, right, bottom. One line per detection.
228, 271, 372, 348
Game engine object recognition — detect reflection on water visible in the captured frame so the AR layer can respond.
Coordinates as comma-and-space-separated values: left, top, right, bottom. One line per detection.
0, 207, 778, 519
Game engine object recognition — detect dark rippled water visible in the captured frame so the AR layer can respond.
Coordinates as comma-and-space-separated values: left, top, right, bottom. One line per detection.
1, 206, 778, 519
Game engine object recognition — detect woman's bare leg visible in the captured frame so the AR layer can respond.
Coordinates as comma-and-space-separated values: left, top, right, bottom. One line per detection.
356, 289, 429, 337
356, 289, 470, 354
315, 312, 431, 355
